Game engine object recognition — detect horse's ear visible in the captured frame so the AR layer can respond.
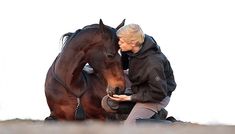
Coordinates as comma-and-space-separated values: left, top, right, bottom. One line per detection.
99, 19, 105, 33
116, 19, 125, 30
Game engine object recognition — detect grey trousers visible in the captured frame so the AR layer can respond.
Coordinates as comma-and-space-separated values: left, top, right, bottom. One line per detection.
124, 96, 170, 125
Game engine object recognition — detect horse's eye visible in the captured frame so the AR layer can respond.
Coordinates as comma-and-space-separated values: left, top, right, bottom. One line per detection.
107, 53, 115, 58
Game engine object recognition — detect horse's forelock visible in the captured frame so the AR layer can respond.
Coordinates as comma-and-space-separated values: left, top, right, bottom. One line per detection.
83, 24, 117, 43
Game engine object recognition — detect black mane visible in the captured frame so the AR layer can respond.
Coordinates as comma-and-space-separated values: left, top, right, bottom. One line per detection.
60, 24, 116, 50
61, 29, 81, 50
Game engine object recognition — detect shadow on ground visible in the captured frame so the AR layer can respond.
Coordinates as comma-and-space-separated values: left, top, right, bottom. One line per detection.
0, 119, 234, 134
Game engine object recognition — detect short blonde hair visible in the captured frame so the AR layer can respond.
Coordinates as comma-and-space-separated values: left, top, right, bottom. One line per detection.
117, 24, 145, 45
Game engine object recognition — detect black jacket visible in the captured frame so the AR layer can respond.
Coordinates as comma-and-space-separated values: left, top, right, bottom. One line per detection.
122, 35, 176, 102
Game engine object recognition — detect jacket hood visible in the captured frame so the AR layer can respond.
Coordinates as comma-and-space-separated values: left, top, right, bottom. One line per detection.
127, 34, 161, 58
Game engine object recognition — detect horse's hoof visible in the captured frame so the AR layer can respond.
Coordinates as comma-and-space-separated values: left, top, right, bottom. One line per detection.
101, 95, 118, 113
45, 116, 57, 121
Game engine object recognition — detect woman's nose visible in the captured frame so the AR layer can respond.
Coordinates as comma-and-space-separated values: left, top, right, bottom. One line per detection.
118, 41, 122, 46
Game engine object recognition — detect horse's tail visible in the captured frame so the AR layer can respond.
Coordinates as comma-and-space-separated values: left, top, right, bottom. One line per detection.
60, 29, 82, 50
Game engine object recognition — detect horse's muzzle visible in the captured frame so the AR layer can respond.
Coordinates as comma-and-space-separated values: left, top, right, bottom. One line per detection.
106, 87, 122, 97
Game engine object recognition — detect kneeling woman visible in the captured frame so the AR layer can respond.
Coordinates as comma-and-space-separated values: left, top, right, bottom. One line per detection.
109, 23, 177, 125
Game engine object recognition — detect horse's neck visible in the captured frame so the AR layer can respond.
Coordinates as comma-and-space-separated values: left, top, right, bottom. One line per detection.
55, 51, 86, 87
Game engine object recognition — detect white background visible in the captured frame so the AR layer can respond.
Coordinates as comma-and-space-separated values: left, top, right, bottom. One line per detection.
0, 0, 235, 125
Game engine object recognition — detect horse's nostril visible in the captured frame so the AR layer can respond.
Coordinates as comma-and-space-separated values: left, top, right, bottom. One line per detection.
115, 87, 120, 95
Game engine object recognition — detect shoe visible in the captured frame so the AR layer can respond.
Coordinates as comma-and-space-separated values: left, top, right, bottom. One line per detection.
158, 108, 168, 119
151, 108, 168, 120
166, 116, 178, 122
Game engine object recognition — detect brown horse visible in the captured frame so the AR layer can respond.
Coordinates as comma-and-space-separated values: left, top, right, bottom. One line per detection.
45, 19, 126, 121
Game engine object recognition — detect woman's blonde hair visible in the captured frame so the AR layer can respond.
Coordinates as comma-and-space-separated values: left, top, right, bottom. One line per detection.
117, 24, 145, 45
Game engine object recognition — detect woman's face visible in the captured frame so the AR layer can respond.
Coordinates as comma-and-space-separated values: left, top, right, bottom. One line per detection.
118, 38, 133, 52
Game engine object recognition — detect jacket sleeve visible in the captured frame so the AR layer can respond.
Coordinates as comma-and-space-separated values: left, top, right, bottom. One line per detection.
164, 59, 177, 96
131, 64, 168, 102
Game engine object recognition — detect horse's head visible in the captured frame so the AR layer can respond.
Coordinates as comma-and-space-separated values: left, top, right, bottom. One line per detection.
84, 19, 126, 96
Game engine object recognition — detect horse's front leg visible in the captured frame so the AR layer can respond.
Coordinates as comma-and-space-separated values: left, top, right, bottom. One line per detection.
45, 89, 78, 120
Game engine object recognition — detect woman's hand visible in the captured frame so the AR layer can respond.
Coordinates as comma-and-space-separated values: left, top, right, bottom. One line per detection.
109, 94, 131, 102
